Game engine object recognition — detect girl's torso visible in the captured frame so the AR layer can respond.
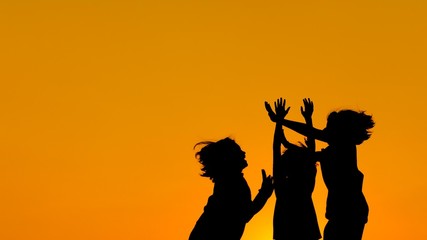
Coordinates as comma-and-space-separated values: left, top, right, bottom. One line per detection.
319, 145, 369, 222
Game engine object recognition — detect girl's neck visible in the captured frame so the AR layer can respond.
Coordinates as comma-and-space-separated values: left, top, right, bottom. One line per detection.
215, 172, 243, 181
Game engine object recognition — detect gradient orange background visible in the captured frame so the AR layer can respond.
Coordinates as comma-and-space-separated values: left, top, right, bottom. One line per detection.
1, 1, 426, 239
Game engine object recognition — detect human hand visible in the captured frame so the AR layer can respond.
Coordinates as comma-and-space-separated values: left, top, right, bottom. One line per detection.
300, 98, 314, 120
274, 98, 290, 120
260, 169, 273, 196
265, 101, 277, 122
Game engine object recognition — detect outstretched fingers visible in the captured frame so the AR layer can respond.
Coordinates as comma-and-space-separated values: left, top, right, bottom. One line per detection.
265, 98, 291, 122
301, 98, 314, 118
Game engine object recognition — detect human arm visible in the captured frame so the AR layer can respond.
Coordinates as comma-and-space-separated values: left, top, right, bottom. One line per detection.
246, 169, 273, 222
266, 99, 328, 142
266, 99, 294, 175
283, 119, 327, 142
301, 98, 315, 151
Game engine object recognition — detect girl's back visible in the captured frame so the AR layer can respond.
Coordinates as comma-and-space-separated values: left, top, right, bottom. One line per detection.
273, 147, 321, 240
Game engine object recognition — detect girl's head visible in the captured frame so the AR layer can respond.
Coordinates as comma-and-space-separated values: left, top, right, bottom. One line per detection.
324, 110, 375, 145
194, 137, 248, 182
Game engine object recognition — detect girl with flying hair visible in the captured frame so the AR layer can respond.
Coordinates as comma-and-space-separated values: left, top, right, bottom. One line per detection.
265, 99, 374, 240
189, 137, 274, 240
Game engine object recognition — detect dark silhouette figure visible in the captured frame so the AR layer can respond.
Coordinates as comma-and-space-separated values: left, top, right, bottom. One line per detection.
267, 98, 321, 240
265, 99, 374, 240
189, 137, 274, 240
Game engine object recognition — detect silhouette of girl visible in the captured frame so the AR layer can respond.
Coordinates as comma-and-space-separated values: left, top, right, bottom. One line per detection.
267, 98, 321, 240
265, 99, 374, 240
189, 137, 274, 240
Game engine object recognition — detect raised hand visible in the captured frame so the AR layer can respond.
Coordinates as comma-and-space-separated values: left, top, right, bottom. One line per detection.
300, 98, 314, 120
264, 101, 277, 122
274, 98, 290, 120
260, 169, 273, 196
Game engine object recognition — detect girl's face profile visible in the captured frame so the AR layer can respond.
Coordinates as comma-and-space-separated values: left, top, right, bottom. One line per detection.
227, 142, 248, 171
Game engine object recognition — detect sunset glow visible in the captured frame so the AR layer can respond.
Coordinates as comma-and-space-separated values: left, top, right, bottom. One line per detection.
0, 1, 426, 240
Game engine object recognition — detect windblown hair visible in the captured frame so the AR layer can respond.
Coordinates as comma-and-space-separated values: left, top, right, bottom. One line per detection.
327, 110, 375, 145
194, 137, 239, 182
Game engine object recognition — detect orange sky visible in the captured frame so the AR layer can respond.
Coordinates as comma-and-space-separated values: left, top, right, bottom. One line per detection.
1, 1, 426, 239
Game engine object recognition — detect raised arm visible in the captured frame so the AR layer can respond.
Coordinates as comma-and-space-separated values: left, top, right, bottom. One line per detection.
246, 169, 273, 222
266, 99, 328, 142
273, 122, 284, 177
266, 99, 297, 178
301, 98, 315, 151
281, 119, 328, 142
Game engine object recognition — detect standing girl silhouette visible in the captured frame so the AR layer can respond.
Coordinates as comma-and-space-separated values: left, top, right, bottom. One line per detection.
267, 98, 321, 240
